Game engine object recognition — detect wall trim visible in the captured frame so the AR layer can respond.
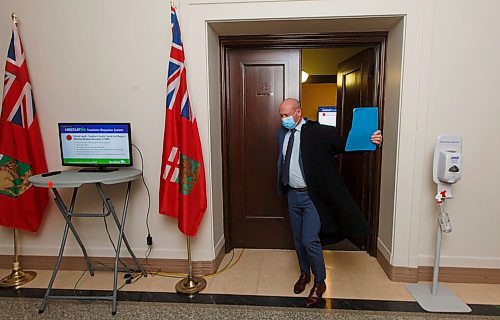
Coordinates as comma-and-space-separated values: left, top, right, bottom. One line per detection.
418, 254, 500, 269
377, 237, 391, 263
417, 266, 500, 284
377, 249, 418, 283
214, 236, 225, 258
0, 247, 226, 277
377, 249, 500, 284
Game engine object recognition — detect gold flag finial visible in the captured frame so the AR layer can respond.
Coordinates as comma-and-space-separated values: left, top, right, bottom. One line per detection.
11, 13, 18, 24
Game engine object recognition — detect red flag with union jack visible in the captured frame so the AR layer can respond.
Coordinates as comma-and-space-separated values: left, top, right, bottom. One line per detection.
159, 5, 207, 237
0, 19, 48, 232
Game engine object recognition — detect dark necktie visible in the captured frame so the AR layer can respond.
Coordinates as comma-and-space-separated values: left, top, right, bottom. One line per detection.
282, 129, 296, 186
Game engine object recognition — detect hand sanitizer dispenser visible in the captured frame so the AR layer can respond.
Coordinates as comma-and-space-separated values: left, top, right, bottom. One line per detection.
437, 150, 462, 184
433, 135, 462, 197
407, 135, 471, 313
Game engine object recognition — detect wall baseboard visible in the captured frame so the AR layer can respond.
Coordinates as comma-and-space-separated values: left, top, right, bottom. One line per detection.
377, 249, 500, 284
0, 247, 226, 277
5, 249, 497, 284
416, 266, 500, 284
376, 249, 418, 282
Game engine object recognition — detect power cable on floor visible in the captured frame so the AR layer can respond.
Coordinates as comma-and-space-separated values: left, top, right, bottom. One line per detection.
203, 249, 245, 278
73, 270, 87, 297
149, 248, 245, 279
71, 249, 245, 294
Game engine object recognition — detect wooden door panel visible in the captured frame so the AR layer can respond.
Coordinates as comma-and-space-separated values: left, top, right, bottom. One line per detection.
226, 49, 300, 249
336, 48, 379, 252
340, 68, 366, 212
244, 65, 285, 218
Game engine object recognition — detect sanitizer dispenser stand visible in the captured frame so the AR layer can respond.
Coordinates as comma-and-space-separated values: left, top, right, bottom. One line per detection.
406, 135, 471, 313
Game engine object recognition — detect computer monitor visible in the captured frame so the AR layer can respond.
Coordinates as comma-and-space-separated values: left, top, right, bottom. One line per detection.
58, 123, 133, 172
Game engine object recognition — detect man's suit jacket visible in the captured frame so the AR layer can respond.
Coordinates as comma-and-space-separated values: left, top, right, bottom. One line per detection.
277, 120, 371, 244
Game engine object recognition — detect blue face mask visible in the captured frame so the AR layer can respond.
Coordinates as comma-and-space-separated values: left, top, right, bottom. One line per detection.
281, 110, 298, 129
282, 116, 297, 130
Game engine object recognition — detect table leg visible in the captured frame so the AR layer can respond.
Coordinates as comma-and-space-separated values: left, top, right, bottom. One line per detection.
96, 182, 146, 315
96, 183, 147, 277
112, 202, 126, 315
53, 189, 94, 276
39, 221, 70, 313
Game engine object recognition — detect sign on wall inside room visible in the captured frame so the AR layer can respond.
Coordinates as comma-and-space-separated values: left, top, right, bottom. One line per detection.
318, 106, 337, 127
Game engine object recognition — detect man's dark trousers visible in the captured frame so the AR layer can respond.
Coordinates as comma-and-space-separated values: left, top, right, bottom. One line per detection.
287, 188, 326, 284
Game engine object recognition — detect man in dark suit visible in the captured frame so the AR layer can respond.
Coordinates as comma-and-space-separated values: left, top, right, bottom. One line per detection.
277, 98, 382, 306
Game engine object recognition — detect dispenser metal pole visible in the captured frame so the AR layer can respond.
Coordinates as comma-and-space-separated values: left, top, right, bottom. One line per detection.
406, 199, 471, 313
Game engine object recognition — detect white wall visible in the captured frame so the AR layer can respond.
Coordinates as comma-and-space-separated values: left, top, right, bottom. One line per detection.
206, 24, 225, 254
0, 0, 216, 261
1, 0, 499, 270
377, 17, 404, 263
417, 0, 500, 268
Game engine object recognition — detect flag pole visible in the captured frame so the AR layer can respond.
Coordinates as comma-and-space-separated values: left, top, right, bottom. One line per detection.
0, 229, 36, 288
175, 236, 206, 296
0, 12, 37, 289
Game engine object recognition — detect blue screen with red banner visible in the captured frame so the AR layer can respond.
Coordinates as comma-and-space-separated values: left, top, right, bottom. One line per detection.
58, 123, 133, 167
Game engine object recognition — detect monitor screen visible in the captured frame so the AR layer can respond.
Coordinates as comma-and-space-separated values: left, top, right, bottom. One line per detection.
58, 123, 133, 168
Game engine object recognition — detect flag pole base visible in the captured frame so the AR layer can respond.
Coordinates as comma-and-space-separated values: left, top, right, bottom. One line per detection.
175, 276, 206, 296
0, 262, 36, 288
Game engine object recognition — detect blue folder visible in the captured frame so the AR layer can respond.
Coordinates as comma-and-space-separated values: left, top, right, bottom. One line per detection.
345, 107, 378, 151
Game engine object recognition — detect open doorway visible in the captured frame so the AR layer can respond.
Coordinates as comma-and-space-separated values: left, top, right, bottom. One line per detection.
221, 33, 386, 256
301, 48, 365, 121
301, 47, 380, 252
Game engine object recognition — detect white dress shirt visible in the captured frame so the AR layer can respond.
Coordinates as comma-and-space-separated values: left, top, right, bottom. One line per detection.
282, 118, 307, 188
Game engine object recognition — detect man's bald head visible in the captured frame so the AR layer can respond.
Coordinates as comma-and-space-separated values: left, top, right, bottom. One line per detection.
279, 98, 301, 119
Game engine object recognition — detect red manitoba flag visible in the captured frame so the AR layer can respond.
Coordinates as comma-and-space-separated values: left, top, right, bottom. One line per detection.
159, 6, 207, 237
0, 20, 48, 232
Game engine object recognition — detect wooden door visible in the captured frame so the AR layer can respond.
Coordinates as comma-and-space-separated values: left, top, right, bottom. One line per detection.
225, 49, 300, 249
336, 48, 381, 254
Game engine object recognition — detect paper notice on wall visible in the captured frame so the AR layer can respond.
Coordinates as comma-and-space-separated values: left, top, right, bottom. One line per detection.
318, 106, 337, 127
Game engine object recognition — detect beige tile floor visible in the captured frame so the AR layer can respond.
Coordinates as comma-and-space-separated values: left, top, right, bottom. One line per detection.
1, 249, 500, 305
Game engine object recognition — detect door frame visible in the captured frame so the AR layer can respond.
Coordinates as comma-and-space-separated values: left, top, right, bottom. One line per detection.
220, 32, 387, 256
